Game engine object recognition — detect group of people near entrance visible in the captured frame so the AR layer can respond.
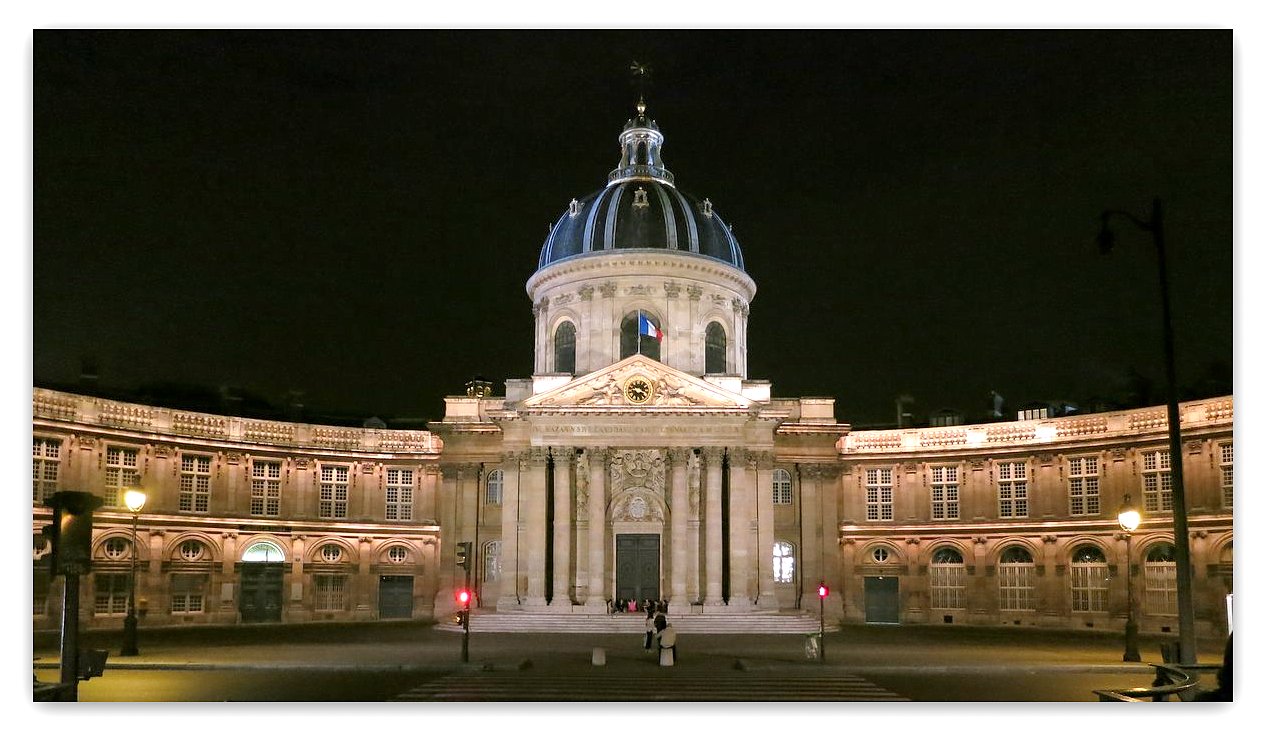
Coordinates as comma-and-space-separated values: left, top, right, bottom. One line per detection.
610, 597, 667, 614
642, 603, 677, 666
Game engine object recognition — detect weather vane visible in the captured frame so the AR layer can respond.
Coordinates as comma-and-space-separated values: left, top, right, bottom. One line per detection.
630, 60, 652, 109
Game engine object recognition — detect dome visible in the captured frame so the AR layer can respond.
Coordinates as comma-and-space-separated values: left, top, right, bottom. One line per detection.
538, 102, 745, 272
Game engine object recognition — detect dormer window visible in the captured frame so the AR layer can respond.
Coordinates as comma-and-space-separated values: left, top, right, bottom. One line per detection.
569, 198, 581, 217
633, 187, 649, 208
702, 198, 713, 217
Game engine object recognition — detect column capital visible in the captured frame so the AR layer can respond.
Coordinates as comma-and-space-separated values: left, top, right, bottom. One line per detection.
667, 447, 693, 466
551, 447, 576, 464
525, 447, 549, 464
501, 450, 522, 464
799, 464, 824, 480
584, 447, 608, 466
701, 446, 725, 465
728, 448, 749, 467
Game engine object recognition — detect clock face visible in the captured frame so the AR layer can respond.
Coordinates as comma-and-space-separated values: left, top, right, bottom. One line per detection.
624, 376, 653, 404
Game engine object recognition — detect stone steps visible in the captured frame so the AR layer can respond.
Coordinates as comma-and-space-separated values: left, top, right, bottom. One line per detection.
434, 611, 839, 634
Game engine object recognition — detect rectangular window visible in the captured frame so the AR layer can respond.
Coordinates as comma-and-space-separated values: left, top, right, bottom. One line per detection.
33, 437, 61, 504
998, 564, 1035, 611
385, 468, 414, 521
1067, 456, 1101, 516
930, 465, 959, 520
997, 461, 1029, 518
93, 573, 129, 616
929, 564, 966, 609
1141, 450, 1173, 513
251, 460, 281, 517
1219, 442, 1233, 509
865, 468, 893, 521
1070, 563, 1108, 613
105, 446, 140, 505
320, 465, 350, 519
772, 470, 793, 505
314, 574, 347, 611
179, 454, 212, 513
170, 573, 206, 614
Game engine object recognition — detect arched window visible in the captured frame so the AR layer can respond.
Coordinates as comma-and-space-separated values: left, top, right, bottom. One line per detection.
772, 469, 792, 505
998, 546, 1035, 611
554, 321, 576, 374
1144, 543, 1177, 616
620, 311, 662, 362
485, 469, 503, 506
241, 541, 285, 563
1070, 545, 1108, 613
483, 540, 501, 583
772, 541, 795, 583
705, 321, 727, 374
929, 547, 966, 609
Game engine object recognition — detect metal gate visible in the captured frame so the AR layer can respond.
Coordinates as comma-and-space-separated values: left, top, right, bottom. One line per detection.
239, 563, 284, 623
615, 534, 660, 604
378, 575, 414, 619
864, 576, 900, 624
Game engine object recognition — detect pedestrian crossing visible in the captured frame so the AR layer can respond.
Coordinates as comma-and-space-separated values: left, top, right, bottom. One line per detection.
391, 669, 907, 701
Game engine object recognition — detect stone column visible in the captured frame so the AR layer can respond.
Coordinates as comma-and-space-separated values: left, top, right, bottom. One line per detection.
727, 449, 751, 609
754, 453, 777, 608
585, 448, 609, 610
799, 465, 823, 607
687, 452, 701, 604
551, 447, 574, 609
703, 447, 725, 607
497, 452, 521, 610
1040, 534, 1062, 626
668, 448, 691, 611
356, 536, 373, 619
523, 448, 550, 607
436, 463, 461, 613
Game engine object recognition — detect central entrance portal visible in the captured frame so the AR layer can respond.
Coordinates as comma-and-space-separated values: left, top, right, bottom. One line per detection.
615, 534, 660, 603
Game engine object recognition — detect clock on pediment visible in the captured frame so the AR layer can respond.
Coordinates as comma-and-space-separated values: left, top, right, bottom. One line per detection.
623, 374, 654, 405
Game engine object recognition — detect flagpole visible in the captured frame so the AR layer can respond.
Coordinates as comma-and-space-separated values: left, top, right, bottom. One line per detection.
638, 310, 642, 355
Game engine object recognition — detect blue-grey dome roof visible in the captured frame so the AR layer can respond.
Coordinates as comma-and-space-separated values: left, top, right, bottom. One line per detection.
537, 103, 745, 272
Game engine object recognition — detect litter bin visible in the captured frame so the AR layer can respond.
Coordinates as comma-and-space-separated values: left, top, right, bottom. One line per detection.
804, 633, 820, 660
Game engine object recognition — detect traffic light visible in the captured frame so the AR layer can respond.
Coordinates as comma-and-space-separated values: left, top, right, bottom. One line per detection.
817, 582, 829, 599
455, 541, 471, 569
455, 588, 472, 609
46, 491, 104, 576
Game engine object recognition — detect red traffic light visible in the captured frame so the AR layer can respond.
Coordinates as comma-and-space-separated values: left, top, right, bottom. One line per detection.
456, 589, 471, 607
817, 583, 829, 599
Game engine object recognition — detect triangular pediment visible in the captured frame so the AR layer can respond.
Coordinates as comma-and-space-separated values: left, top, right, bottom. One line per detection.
522, 356, 754, 410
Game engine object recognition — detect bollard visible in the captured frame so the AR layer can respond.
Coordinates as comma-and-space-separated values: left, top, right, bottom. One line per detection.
591, 647, 606, 666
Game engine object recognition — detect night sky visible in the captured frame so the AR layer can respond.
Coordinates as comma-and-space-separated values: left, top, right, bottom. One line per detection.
33, 30, 1233, 426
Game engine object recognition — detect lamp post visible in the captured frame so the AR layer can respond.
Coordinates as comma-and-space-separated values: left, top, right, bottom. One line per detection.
1098, 198, 1196, 664
817, 582, 828, 663
120, 486, 146, 657
1118, 496, 1141, 662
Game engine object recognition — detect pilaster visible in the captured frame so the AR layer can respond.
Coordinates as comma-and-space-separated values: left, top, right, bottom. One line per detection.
551, 447, 575, 609
703, 446, 725, 607
497, 452, 522, 610
585, 448, 609, 610
668, 447, 691, 611
523, 448, 549, 606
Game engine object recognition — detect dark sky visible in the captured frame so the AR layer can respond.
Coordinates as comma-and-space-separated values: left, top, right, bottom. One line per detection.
32, 30, 1233, 426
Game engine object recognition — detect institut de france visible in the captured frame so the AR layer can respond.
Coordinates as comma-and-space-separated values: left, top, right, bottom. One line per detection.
33, 101, 1233, 638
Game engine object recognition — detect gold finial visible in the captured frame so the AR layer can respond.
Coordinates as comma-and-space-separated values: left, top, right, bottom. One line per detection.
637, 96, 646, 115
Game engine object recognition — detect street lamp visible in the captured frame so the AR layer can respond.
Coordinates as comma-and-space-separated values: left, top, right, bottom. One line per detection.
1098, 198, 1196, 664
120, 486, 146, 657
1117, 495, 1141, 662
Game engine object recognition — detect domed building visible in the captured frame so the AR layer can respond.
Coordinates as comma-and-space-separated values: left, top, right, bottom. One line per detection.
33, 100, 1233, 640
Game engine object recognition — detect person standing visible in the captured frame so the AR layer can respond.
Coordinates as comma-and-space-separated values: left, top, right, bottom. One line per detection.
643, 611, 656, 652
655, 614, 677, 666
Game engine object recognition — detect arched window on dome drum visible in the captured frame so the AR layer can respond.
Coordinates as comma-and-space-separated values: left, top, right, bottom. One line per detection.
620, 312, 661, 362
705, 321, 727, 374
554, 321, 576, 375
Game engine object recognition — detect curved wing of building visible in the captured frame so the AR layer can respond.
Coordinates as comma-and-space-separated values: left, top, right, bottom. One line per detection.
33, 101, 1233, 639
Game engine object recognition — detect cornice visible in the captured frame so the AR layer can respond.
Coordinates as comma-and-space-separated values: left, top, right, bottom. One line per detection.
526, 251, 756, 301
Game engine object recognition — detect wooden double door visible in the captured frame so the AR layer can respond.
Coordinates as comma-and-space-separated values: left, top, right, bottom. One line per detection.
615, 534, 660, 603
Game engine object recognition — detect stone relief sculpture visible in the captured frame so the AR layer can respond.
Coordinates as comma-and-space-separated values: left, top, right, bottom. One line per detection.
687, 451, 701, 517
575, 451, 590, 521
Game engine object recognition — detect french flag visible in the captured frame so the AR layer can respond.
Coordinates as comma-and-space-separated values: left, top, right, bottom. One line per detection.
639, 313, 665, 341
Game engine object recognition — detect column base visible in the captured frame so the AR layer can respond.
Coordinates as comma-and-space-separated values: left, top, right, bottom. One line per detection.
581, 599, 609, 614
523, 596, 548, 607
495, 596, 522, 612
669, 596, 691, 613
548, 599, 576, 612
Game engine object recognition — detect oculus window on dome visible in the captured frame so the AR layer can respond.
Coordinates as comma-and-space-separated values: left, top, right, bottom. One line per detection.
620, 311, 663, 362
